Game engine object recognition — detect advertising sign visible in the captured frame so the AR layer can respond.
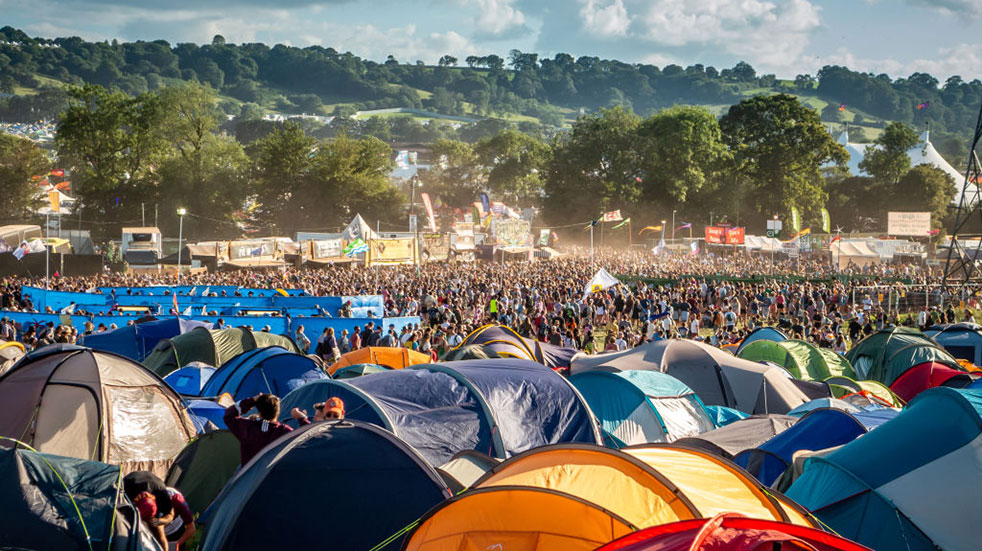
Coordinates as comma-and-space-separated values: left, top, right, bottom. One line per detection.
705, 226, 725, 244
724, 227, 745, 245
312, 238, 344, 259
368, 238, 418, 265
887, 212, 931, 236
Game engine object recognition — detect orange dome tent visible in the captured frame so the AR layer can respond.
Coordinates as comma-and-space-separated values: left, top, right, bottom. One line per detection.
329, 346, 431, 376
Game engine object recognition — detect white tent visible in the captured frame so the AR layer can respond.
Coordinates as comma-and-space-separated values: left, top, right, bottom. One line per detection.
836, 129, 970, 205
832, 240, 880, 270
342, 214, 378, 242
743, 235, 784, 253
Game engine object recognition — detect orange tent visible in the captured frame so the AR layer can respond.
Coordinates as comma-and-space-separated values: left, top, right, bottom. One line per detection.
328, 347, 431, 376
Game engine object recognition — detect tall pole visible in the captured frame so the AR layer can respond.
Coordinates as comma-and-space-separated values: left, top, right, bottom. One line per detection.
177, 208, 186, 284
45, 213, 49, 293
628, 219, 632, 248
374, 220, 380, 293
672, 210, 676, 241
590, 224, 595, 269
141, 203, 145, 227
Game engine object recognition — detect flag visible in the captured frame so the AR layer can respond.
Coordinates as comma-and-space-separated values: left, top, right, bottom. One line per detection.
830, 235, 841, 243
202, 306, 207, 315
471, 206, 481, 226
182, 305, 193, 316
49, 169, 65, 178
551, 231, 559, 244
172, 293, 179, 313
275, 288, 289, 297
639, 225, 662, 235
47, 190, 59, 213
421, 192, 437, 232
55, 181, 71, 192
202, 286, 210, 297
690, 241, 700, 256
653, 234, 666, 255
603, 210, 623, 222
188, 286, 197, 296
821, 208, 831, 233
676, 222, 692, 230
917, 101, 930, 110
838, 103, 846, 112
785, 228, 811, 242
790, 207, 801, 232
611, 218, 630, 230
480, 193, 490, 215
343, 238, 369, 257
584, 219, 600, 231
927, 229, 940, 236
12, 241, 30, 259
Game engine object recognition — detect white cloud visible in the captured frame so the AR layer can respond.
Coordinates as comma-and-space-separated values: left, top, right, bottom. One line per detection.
580, 0, 631, 38
812, 44, 982, 80
469, 0, 528, 38
906, 0, 982, 18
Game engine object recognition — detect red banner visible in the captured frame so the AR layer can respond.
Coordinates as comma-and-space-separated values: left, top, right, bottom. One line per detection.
421, 192, 437, 232
724, 227, 745, 245
705, 226, 724, 244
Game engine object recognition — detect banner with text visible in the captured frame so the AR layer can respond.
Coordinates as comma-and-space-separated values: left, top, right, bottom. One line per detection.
887, 212, 931, 236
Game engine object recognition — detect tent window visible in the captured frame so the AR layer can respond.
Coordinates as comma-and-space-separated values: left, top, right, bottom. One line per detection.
34, 384, 99, 459
107, 387, 187, 462
611, 403, 668, 445
650, 396, 716, 441
853, 355, 873, 380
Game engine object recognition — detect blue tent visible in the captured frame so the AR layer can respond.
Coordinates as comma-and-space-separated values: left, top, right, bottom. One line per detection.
787, 388, 982, 551
924, 323, 982, 365
200, 346, 326, 400
733, 408, 874, 487
570, 370, 715, 448
736, 326, 788, 354
279, 358, 601, 466
164, 364, 217, 395
703, 405, 750, 426
80, 317, 212, 361
202, 420, 452, 551
186, 399, 228, 430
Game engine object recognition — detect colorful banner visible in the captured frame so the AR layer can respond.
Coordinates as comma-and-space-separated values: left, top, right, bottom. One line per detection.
495, 219, 531, 248
603, 210, 623, 222
538, 228, 550, 246
639, 225, 662, 235
705, 226, 725, 244
724, 227, 745, 245
421, 192, 437, 232
422, 233, 450, 261
368, 238, 417, 265
790, 207, 801, 233
480, 193, 491, 215
821, 208, 831, 233
47, 190, 59, 212
611, 218, 630, 229
471, 206, 481, 226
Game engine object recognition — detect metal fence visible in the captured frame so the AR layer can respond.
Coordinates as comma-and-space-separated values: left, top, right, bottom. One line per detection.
851, 285, 982, 314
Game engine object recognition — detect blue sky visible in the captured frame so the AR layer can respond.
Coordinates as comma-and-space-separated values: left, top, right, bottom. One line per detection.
3, 0, 982, 79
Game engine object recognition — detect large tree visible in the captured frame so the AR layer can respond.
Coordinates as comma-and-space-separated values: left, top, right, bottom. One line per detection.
720, 94, 848, 223
858, 121, 920, 184
473, 130, 550, 205
0, 134, 50, 220
892, 164, 957, 231
55, 84, 168, 221
417, 139, 485, 209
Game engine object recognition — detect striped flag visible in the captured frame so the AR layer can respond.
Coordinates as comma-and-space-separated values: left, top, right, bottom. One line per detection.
343, 238, 369, 257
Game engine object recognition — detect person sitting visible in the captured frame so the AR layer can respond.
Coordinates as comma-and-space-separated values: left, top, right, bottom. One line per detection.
224, 393, 309, 466
293, 396, 346, 424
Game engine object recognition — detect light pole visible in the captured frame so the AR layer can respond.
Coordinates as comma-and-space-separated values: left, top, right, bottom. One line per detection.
671, 210, 676, 241
770, 214, 778, 269
176, 208, 187, 283
661, 219, 666, 252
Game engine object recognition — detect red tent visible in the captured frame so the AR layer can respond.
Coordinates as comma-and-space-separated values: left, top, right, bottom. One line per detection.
596, 513, 871, 551
890, 361, 976, 402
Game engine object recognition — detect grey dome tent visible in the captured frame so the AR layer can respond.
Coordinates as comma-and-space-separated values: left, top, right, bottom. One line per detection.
571, 339, 808, 414
202, 420, 453, 551
0, 344, 197, 478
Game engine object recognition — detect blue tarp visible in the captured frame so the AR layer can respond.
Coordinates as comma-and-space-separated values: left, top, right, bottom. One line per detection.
80, 317, 212, 361
279, 358, 601, 466
165, 366, 217, 395
201, 346, 327, 401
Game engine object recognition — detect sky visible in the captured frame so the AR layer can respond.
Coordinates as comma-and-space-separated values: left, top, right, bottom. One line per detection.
3, 0, 982, 79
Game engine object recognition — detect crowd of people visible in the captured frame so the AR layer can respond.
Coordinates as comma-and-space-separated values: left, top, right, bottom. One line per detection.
0, 248, 974, 357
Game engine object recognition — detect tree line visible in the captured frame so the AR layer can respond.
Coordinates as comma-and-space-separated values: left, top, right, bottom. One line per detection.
0, 83, 959, 241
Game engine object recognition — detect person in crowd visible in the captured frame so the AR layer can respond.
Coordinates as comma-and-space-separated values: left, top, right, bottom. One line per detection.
224, 393, 309, 466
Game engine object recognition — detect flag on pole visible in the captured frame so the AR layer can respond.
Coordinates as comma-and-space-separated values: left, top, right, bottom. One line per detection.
551, 231, 559, 243
602, 210, 623, 222
12, 242, 28, 260
421, 192, 437, 232
584, 219, 600, 231
917, 101, 930, 110
480, 193, 491, 215
172, 293, 179, 314
47, 190, 60, 213
790, 207, 801, 232
676, 222, 692, 231
639, 225, 662, 235
690, 241, 700, 256
838, 103, 846, 112
785, 228, 811, 242
611, 218, 630, 229
653, 234, 667, 255
343, 238, 369, 257
821, 208, 831, 233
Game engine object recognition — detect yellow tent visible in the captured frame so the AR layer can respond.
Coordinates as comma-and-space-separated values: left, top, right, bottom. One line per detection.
404, 486, 635, 551
472, 444, 698, 528
328, 346, 431, 376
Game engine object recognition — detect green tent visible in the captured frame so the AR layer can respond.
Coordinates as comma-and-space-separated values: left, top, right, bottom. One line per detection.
845, 327, 961, 386
333, 363, 391, 379
143, 327, 299, 376
738, 339, 856, 381
0, 439, 146, 551
824, 376, 905, 407
165, 430, 240, 516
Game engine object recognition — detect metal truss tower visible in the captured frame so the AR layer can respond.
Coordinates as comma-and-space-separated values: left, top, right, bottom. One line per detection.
943, 98, 982, 285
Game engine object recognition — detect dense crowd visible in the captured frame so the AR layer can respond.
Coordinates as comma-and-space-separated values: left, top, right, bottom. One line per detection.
0, 248, 972, 356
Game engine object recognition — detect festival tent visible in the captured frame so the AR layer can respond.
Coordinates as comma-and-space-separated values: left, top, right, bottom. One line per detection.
584, 267, 622, 294
844, 326, 962, 385
164, 363, 217, 395
736, 326, 788, 354
436, 450, 500, 492
341, 213, 378, 241
923, 323, 982, 365
202, 420, 452, 551
440, 343, 502, 361
165, 430, 240, 517
333, 362, 391, 379
737, 339, 856, 381
787, 388, 982, 551
595, 513, 872, 551
831, 241, 879, 270
825, 375, 905, 407
199, 346, 326, 400
279, 359, 601, 466
675, 414, 799, 460
733, 408, 872, 487
79, 317, 213, 361
143, 326, 299, 376
329, 346, 431, 375
0, 443, 157, 551
570, 370, 716, 447
456, 324, 578, 369
404, 486, 635, 551
890, 360, 978, 402
0, 339, 24, 375
571, 339, 809, 414
0, 345, 196, 477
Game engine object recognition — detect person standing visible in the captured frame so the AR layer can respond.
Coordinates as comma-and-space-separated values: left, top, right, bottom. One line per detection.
295, 325, 311, 354
224, 393, 309, 466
